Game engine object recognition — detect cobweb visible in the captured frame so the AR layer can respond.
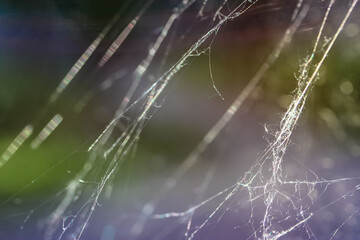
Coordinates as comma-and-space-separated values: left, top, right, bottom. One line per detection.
1, 0, 360, 239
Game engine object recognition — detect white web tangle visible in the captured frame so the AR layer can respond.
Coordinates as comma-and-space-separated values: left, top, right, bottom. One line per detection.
50, 0, 360, 238
150, 1, 360, 240
1, 0, 360, 240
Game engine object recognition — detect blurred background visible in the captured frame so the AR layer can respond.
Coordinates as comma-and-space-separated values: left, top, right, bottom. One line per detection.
0, 0, 360, 239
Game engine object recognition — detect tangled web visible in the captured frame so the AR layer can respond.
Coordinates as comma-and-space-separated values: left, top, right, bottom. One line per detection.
1, 0, 360, 239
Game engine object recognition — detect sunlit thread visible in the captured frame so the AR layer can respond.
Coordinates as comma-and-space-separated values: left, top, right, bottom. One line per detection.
30, 114, 63, 149
48, 12, 121, 103
0, 125, 33, 167
97, 18, 138, 68
97, 0, 155, 68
